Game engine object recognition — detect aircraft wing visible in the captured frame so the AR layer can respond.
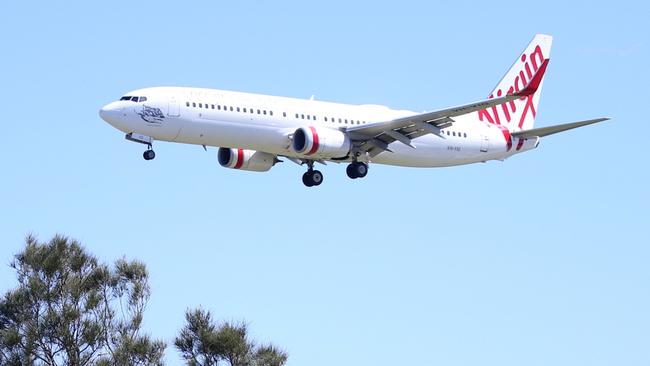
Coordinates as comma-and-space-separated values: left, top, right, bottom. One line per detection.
510, 118, 610, 138
347, 60, 549, 156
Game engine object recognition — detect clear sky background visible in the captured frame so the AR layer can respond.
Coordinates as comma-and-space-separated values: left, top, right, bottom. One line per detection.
1, 1, 648, 365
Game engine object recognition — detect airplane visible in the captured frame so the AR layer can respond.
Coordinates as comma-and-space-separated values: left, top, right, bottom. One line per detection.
99, 34, 608, 187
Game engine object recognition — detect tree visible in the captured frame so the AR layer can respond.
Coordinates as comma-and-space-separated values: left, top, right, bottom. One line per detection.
0, 234, 165, 365
175, 309, 287, 366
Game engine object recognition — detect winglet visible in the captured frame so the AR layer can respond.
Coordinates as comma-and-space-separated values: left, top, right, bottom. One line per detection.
516, 59, 549, 97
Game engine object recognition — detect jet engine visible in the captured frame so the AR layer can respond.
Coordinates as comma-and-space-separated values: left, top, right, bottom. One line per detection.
291, 126, 351, 159
217, 148, 275, 172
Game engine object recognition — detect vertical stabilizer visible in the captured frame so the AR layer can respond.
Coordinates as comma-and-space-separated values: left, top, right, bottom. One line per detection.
477, 34, 553, 131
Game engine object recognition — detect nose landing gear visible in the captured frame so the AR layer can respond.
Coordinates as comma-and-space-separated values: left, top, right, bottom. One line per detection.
143, 146, 156, 161
125, 133, 156, 161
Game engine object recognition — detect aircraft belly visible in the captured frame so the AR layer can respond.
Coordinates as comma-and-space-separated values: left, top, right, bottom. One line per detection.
175, 118, 290, 154
371, 135, 491, 167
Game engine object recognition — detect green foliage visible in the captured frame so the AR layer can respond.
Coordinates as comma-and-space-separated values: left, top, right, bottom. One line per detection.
253, 345, 288, 366
175, 309, 287, 366
0, 234, 165, 366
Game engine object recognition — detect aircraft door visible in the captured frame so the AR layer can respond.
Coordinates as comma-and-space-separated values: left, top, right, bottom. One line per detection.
168, 98, 180, 117
480, 135, 489, 152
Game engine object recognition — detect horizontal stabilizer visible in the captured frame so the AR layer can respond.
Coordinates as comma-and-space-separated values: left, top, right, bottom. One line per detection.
511, 118, 610, 138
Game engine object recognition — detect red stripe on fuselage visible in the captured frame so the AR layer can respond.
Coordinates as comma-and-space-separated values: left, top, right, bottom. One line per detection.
307, 126, 319, 155
516, 138, 525, 151
498, 126, 513, 151
234, 148, 244, 169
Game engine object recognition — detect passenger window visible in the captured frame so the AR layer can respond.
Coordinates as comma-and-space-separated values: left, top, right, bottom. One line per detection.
237, 107, 240, 112
186, 102, 190, 107
283, 112, 287, 117
270, 111, 273, 116
199, 103, 203, 108
301, 114, 305, 119
230, 107, 233, 111
263, 110, 267, 115
464, 133, 467, 138
295, 113, 299, 118
257, 109, 261, 114
193, 103, 196, 107
324, 117, 328, 122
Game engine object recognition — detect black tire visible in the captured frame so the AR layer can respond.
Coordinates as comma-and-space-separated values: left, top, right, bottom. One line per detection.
143, 150, 155, 160
346, 164, 358, 179
355, 162, 368, 178
302, 172, 314, 187
311, 170, 323, 186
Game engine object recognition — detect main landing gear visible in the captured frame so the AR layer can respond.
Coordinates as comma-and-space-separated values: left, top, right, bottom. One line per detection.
301, 161, 369, 186
302, 161, 323, 187
346, 162, 368, 179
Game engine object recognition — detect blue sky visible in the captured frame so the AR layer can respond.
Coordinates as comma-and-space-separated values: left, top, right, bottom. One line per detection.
1, 1, 648, 365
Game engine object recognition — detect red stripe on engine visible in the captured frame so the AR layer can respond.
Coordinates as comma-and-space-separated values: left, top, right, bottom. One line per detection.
234, 148, 244, 169
307, 126, 319, 155
498, 126, 513, 151
516, 138, 525, 151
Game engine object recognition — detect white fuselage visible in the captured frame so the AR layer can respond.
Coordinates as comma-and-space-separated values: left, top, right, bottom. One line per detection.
99, 86, 537, 168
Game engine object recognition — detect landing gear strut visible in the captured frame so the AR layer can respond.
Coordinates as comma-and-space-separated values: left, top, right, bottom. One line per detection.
125, 133, 156, 161
143, 145, 156, 161
302, 161, 323, 187
346, 162, 368, 179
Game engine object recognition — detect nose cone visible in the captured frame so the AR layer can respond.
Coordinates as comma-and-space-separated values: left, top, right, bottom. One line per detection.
99, 102, 123, 125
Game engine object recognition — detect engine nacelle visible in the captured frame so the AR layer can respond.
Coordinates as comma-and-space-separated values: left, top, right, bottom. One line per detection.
217, 148, 275, 172
291, 126, 351, 159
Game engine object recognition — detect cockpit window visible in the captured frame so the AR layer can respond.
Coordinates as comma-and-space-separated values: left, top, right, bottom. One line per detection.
120, 96, 147, 102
